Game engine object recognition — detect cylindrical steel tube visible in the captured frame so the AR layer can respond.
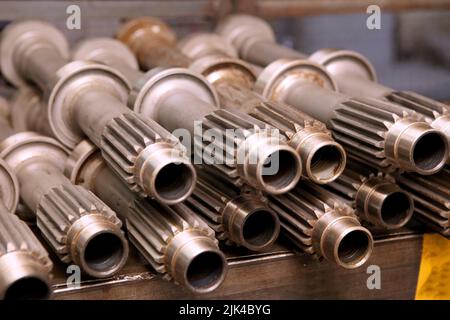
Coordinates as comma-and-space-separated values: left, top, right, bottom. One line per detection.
396, 166, 450, 236
190, 55, 347, 184
254, 59, 448, 175
185, 169, 280, 251
0, 132, 129, 278
1, 20, 195, 204
323, 158, 414, 229
73, 38, 302, 195
269, 181, 373, 269
65, 140, 227, 293
216, 14, 307, 67
117, 17, 191, 70
0, 158, 53, 300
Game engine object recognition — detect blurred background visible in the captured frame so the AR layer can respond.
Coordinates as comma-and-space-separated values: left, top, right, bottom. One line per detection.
1, 0, 450, 101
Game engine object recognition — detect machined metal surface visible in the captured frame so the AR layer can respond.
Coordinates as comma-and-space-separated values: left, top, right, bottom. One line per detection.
65, 140, 227, 293
0, 158, 53, 300
0, 132, 129, 278
216, 15, 450, 167
269, 181, 374, 269
0, 20, 196, 204
396, 166, 450, 236
309, 49, 450, 164
324, 158, 414, 230
117, 17, 192, 70
254, 59, 448, 175
185, 170, 280, 251
190, 55, 347, 184
74, 37, 302, 194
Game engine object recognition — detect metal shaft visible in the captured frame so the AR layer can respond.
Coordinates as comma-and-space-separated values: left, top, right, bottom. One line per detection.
216, 14, 307, 67
254, 59, 448, 175
216, 14, 450, 165
185, 169, 280, 251
117, 17, 192, 70
66, 140, 227, 293
0, 159, 53, 300
0, 132, 129, 278
9, 89, 53, 137
324, 158, 414, 229
269, 181, 373, 269
73, 38, 302, 195
1, 20, 196, 204
190, 55, 347, 184
177, 31, 263, 75
396, 166, 450, 236
309, 49, 450, 164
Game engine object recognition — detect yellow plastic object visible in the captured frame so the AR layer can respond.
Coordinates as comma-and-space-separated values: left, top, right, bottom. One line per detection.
415, 233, 450, 300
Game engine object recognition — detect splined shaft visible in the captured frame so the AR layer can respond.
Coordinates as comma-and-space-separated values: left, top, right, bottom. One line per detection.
0, 20, 195, 204
185, 170, 280, 251
216, 14, 450, 166
254, 59, 448, 175
396, 166, 450, 236
0, 159, 53, 300
0, 132, 129, 278
190, 55, 347, 184
65, 140, 227, 293
73, 38, 302, 194
323, 158, 414, 229
309, 49, 450, 164
269, 182, 373, 269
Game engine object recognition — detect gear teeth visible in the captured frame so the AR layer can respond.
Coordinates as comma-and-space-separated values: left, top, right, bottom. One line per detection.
196, 108, 286, 187
325, 160, 382, 202
386, 91, 450, 121
268, 182, 356, 256
101, 112, 185, 196
127, 198, 215, 280
37, 184, 122, 263
330, 98, 418, 171
0, 205, 53, 272
396, 167, 450, 236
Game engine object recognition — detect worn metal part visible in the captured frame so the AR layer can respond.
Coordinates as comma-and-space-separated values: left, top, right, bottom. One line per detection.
185, 170, 280, 251
117, 17, 192, 70
269, 181, 374, 269
396, 166, 450, 236
66, 140, 227, 293
0, 132, 129, 278
10, 89, 53, 137
324, 158, 414, 230
216, 14, 306, 67
0, 158, 53, 300
254, 59, 448, 175
309, 49, 450, 164
0, 20, 195, 204
191, 55, 346, 184
74, 38, 302, 194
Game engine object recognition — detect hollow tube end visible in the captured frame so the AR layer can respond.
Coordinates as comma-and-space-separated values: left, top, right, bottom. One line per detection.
390, 122, 448, 175
223, 196, 280, 251
136, 142, 197, 204
0, 251, 52, 300
318, 214, 373, 269
71, 217, 129, 279
168, 231, 228, 294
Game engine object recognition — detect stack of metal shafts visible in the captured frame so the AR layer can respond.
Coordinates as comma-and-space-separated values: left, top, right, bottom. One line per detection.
212, 14, 450, 237
0, 14, 447, 299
